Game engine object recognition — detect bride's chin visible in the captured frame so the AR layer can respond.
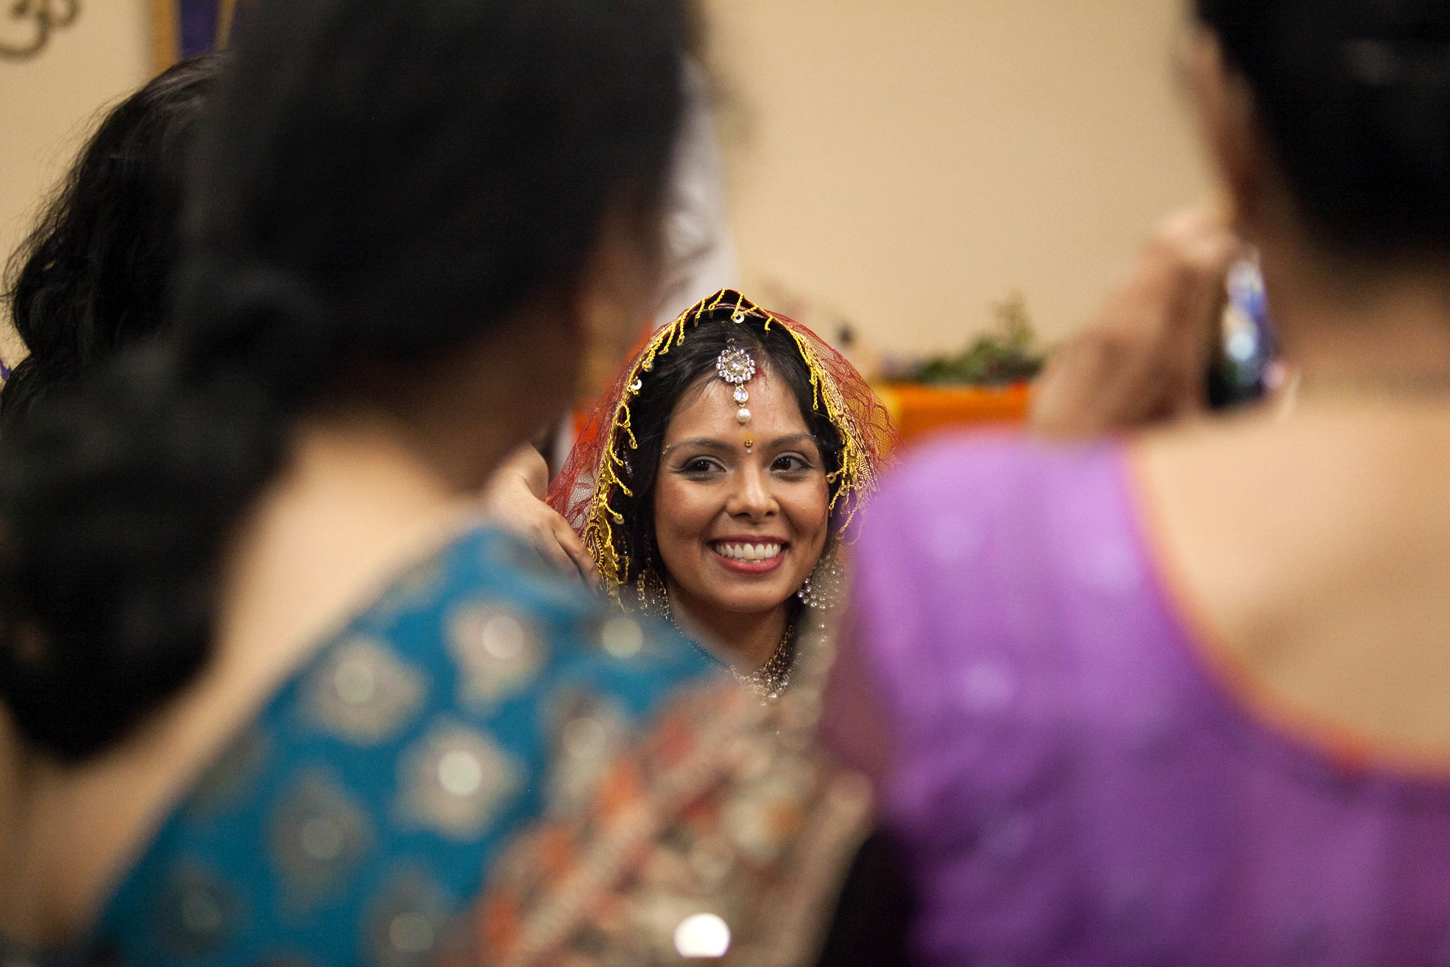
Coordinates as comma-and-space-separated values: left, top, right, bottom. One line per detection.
701, 590, 797, 616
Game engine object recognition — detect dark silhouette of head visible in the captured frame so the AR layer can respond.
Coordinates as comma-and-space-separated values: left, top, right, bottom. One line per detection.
0, 0, 696, 760
1197, 0, 1450, 254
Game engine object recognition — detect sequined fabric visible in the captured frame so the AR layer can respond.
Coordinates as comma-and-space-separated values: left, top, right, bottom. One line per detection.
449, 614, 873, 967
85, 526, 715, 967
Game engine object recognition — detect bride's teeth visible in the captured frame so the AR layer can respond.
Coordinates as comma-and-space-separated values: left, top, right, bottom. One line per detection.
713, 542, 782, 561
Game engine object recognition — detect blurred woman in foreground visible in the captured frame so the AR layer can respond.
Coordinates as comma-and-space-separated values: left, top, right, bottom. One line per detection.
0, 0, 711, 962
828, 0, 1450, 961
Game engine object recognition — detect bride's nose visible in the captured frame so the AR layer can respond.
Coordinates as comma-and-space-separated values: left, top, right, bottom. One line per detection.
727, 464, 777, 519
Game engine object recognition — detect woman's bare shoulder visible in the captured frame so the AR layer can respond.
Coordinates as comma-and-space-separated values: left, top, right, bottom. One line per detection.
1131, 406, 1450, 759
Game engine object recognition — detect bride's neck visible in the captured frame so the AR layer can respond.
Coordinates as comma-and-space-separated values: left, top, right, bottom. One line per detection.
666, 588, 791, 672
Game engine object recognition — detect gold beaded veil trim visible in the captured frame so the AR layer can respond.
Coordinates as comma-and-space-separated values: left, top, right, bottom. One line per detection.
545, 289, 898, 595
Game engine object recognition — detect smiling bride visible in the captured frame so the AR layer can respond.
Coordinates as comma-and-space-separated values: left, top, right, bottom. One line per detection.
548, 289, 897, 697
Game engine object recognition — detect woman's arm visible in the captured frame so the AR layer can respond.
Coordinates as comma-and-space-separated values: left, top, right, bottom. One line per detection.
1030, 206, 1244, 439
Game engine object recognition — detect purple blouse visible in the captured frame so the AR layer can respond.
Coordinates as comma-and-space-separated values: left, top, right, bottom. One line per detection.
840, 435, 1450, 966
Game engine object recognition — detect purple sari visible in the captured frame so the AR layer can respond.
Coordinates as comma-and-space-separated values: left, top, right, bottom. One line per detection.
826, 435, 1450, 965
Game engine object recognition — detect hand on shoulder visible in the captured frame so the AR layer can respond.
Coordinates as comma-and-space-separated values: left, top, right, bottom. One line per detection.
478, 444, 600, 588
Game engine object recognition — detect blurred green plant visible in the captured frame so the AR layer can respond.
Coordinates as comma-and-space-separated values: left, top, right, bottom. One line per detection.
907, 291, 1045, 386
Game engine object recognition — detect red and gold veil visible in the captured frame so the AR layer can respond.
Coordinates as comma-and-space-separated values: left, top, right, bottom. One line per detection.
547, 289, 898, 594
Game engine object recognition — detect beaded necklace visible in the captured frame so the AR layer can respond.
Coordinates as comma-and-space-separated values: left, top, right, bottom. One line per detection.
665, 606, 799, 702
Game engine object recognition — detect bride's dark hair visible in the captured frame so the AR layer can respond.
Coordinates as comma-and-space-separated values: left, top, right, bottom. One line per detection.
0, 0, 694, 760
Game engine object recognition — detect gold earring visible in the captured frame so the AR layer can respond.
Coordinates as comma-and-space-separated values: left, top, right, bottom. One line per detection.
796, 545, 844, 611
635, 558, 670, 618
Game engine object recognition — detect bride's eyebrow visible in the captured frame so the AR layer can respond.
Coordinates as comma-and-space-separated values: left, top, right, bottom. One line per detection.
661, 438, 733, 457
767, 433, 816, 449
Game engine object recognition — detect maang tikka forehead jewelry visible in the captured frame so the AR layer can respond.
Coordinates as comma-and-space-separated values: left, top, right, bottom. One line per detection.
716, 341, 757, 425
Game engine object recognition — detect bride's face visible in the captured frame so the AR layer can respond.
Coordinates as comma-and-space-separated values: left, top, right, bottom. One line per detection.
652, 361, 831, 621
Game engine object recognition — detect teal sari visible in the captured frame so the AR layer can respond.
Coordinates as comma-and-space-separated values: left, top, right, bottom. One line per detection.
87, 524, 715, 966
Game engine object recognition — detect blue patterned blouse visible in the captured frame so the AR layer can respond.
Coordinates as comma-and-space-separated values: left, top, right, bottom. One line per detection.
78, 524, 716, 966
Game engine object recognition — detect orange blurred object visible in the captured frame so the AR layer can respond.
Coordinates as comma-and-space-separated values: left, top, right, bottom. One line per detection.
876, 382, 1032, 444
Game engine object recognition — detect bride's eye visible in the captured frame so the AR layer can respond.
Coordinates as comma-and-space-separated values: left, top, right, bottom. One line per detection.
772, 454, 813, 474
680, 456, 725, 476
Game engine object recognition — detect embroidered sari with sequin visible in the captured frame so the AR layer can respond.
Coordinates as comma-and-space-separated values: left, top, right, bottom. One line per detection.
446, 600, 877, 967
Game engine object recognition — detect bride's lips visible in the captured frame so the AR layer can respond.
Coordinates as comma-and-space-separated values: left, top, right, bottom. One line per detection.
709, 538, 787, 575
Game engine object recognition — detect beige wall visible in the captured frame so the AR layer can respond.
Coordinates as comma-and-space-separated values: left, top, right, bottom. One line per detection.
0, 2, 1208, 362
703, 0, 1211, 355
0, 2, 152, 360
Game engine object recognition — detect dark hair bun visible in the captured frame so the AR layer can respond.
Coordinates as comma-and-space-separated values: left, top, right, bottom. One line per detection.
0, 352, 286, 758
172, 255, 337, 404
1199, 0, 1450, 250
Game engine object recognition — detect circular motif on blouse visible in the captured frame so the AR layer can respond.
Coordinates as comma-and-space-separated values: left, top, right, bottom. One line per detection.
545, 691, 629, 814
270, 770, 375, 912
397, 720, 523, 840
305, 638, 427, 745
153, 865, 240, 958
448, 602, 547, 709
366, 870, 456, 967
437, 749, 484, 797
598, 616, 644, 660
